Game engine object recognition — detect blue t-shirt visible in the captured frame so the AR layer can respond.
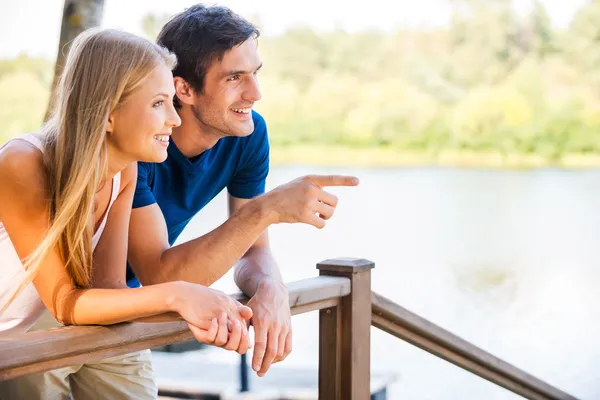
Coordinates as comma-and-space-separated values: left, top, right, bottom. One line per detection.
127, 111, 269, 286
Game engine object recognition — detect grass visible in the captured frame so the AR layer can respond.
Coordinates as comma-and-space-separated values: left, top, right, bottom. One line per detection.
270, 144, 600, 169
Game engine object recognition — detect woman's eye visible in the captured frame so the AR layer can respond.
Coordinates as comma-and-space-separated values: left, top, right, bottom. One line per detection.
153, 100, 164, 107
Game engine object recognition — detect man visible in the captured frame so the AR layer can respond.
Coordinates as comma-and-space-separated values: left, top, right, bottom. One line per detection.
0, 5, 357, 400
127, 3, 358, 378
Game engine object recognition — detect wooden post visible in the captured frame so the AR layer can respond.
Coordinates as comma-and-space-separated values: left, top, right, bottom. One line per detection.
318, 258, 374, 400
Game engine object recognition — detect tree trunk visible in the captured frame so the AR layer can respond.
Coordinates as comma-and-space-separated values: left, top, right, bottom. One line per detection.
45, 0, 105, 120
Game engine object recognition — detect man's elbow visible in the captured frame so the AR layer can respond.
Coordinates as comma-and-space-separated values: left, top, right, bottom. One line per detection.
127, 252, 169, 286
134, 261, 169, 286
134, 269, 164, 286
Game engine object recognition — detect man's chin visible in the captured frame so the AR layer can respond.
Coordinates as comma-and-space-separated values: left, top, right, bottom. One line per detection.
230, 121, 255, 137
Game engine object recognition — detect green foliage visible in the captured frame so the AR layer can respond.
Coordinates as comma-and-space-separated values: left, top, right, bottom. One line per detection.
4, 2, 600, 166
141, 13, 173, 41
0, 69, 50, 145
253, 0, 600, 164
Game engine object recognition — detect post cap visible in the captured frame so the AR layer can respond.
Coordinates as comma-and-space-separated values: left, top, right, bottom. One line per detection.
317, 258, 375, 273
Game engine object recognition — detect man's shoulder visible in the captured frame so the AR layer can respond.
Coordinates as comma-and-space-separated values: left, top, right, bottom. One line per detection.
251, 110, 267, 132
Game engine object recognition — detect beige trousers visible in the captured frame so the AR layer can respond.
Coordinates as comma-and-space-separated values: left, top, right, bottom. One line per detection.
0, 311, 157, 400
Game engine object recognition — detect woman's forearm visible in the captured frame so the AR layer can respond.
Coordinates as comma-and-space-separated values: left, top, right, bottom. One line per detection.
55, 281, 184, 326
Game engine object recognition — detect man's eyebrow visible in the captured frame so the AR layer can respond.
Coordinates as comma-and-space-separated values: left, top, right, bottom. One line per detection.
222, 63, 263, 78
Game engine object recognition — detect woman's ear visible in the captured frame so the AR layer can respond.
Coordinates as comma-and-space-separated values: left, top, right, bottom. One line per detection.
106, 114, 114, 134
174, 77, 195, 106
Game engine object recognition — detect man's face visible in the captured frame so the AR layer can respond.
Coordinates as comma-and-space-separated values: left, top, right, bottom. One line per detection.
190, 38, 262, 138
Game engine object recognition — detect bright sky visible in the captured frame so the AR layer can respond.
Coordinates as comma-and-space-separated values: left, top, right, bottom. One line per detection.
0, 0, 588, 59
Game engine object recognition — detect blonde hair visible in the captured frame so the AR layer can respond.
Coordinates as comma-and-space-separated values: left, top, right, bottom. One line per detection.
2, 29, 176, 312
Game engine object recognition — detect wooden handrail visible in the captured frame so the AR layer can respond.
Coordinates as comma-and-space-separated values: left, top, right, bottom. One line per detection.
0, 258, 580, 400
371, 291, 578, 400
0, 276, 350, 381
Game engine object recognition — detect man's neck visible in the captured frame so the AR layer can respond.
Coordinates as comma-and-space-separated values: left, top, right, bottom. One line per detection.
171, 108, 222, 159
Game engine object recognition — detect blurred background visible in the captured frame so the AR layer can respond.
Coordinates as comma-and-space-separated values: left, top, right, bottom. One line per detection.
4, 0, 600, 167
3, 0, 600, 399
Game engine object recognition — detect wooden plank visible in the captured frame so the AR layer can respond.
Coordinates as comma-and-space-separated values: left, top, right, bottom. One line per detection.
318, 258, 374, 400
372, 315, 547, 400
232, 276, 351, 306
372, 292, 578, 400
341, 271, 372, 400
319, 304, 341, 400
1, 329, 193, 382
291, 298, 339, 316
0, 276, 350, 381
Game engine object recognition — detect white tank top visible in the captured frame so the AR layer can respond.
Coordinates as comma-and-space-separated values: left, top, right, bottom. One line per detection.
0, 133, 121, 334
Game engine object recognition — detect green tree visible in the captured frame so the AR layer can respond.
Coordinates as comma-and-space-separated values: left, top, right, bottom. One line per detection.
565, 0, 600, 91
0, 72, 50, 144
530, 0, 554, 58
141, 13, 171, 41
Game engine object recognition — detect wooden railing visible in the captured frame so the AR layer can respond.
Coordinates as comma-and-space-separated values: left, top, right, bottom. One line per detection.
0, 258, 578, 400
371, 292, 577, 400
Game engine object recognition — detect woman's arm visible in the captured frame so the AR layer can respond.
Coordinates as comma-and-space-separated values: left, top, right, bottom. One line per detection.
89, 163, 181, 323
0, 144, 172, 324
0, 143, 250, 346
91, 162, 137, 289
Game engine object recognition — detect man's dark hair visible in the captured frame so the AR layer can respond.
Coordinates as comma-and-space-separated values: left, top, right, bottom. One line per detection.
157, 4, 260, 100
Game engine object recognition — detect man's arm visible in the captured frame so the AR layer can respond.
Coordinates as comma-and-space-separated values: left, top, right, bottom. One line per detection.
128, 174, 358, 287
128, 198, 274, 287
128, 174, 357, 374
229, 195, 292, 377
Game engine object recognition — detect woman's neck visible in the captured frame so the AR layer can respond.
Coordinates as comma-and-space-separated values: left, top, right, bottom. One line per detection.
103, 144, 130, 186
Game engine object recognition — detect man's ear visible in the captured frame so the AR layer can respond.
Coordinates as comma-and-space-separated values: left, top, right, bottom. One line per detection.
174, 77, 196, 106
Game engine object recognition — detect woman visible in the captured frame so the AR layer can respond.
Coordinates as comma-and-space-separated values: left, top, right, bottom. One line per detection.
0, 29, 251, 356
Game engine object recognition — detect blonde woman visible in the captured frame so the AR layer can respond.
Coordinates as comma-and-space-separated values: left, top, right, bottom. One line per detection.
0, 29, 251, 399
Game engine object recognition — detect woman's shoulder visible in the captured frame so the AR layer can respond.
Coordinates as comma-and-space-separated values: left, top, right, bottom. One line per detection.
0, 139, 46, 190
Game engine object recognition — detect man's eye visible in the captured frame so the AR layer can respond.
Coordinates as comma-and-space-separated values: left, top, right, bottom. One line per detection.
227, 75, 240, 82
153, 100, 164, 107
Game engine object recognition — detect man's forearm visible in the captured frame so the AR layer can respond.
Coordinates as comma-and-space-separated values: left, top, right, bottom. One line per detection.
147, 199, 275, 286
235, 245, 291, 377
234, 247, 284, 297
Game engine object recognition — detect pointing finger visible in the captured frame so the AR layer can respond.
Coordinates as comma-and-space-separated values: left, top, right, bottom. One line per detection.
308, 175, 359, 188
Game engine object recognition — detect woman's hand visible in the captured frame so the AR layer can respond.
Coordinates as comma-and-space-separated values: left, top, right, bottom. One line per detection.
169, 282, 253, 354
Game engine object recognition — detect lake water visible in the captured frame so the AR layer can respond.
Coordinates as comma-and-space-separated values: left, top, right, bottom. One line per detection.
169, 165, 600, 399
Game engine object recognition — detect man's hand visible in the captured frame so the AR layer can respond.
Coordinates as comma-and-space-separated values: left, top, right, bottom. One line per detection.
230, 174, 359, 375
247, 278, 292, 377
255, 175, 359, 229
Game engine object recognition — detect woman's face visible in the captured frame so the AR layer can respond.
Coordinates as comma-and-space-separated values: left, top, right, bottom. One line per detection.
107, 63, 181, 164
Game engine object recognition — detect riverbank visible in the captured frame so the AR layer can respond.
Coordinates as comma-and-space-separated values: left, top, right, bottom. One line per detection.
270, 145, 600, 169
